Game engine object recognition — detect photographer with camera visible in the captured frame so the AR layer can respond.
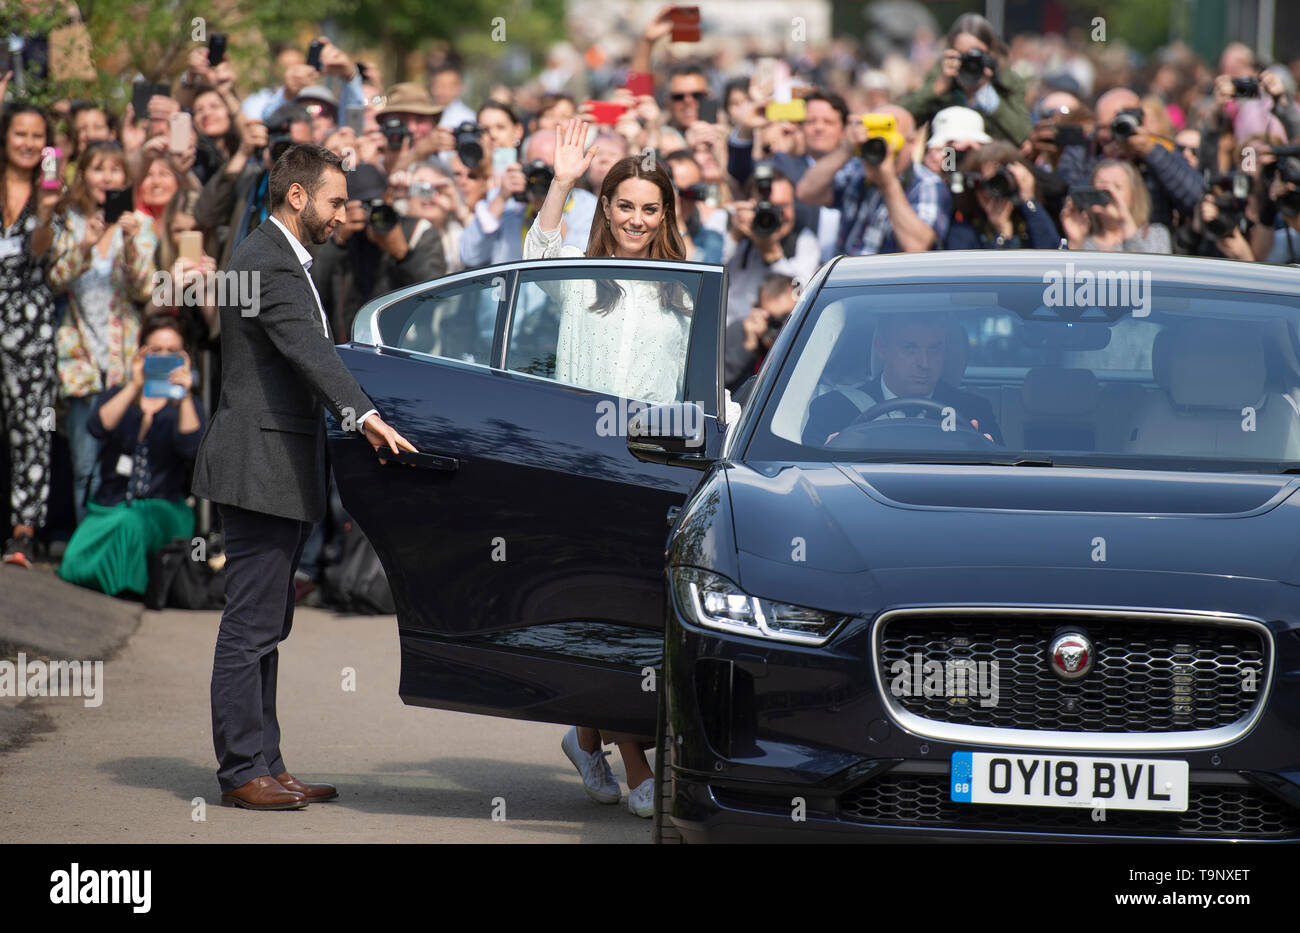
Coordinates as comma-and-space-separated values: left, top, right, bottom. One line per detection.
1060, 159, 1172, 254
797, 104, 951, 257
458, 129, 596, 268
722, 164, 819, 385
945, 142, 1058, 249
665, 149, 728, 263
1056, 87, 1204, 230
375, 83, 454, 175
310, 163, 446, 342
898, 13, 1031, 146
1259, 148, 1300, 265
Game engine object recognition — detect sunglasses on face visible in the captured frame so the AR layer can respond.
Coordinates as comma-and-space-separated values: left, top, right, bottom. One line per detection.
671, 91, 708, 102
1033, 104, 1073, 122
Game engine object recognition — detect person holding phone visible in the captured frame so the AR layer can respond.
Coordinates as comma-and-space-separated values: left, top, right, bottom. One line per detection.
138, 151, 218, 344
0, 103, 63, 568
48, 141, 158, 525
56, 315, 206, 596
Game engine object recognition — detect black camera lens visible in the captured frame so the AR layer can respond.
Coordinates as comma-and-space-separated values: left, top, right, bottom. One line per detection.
1278, 189, 1300, 220
1110, 109, 1143, 140
455, 122, 483, 170
1205, 196, 1243, 239
985, 166, 1015, 199
1232, 77, 1260, 98
367, 199, 399, 235
381, 116, 410, 149
752, 201, 781, 238
861, 136, 887, 166
514, 159, 553, 202
957, 49, 991, 90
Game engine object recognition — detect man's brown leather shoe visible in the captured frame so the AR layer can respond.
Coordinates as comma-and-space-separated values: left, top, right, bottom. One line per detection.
220, 775, 308, 810
275, 772, 338, 802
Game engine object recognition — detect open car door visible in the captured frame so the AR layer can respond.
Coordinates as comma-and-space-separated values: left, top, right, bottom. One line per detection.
328, 258, 726, 735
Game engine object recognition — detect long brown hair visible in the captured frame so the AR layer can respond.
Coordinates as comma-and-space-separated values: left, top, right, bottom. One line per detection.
585, 155, 691, 315
136, 151, 198, 272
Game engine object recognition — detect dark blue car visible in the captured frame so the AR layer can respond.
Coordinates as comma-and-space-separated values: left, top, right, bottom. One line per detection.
328, 250, 1300, 843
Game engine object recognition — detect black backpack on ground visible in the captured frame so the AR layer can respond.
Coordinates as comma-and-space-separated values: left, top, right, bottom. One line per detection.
322, 519, 395, 615
145, 537, 227, 610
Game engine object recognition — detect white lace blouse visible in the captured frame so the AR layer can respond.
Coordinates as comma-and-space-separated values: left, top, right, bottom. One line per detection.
523, 221, 692, 404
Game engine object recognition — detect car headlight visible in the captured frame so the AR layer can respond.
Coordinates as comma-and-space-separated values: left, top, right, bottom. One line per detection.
670, 567, 849, 646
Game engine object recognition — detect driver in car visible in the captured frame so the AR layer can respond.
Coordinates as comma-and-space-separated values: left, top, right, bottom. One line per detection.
803, 312, 1004, 446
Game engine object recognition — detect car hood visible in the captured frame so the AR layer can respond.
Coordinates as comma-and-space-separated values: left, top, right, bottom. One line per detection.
724, 463, 1300, 611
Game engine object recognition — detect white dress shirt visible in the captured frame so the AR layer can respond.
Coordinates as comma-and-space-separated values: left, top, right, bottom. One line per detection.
266, 215, 377, 429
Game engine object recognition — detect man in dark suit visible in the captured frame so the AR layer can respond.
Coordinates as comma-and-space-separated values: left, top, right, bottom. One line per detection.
803, 313, 1003, 447
192, 144, 416, 810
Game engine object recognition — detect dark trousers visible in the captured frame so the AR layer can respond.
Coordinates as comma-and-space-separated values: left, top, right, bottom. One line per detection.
211, 503, 311, 791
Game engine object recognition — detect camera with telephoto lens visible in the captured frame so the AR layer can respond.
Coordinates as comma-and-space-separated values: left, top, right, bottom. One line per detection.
381, 117, 411, 150
263, 114, 297, 163
1110, 107, 1144, 140
750, 163, 782, 238
512, 159, 554, 202
1260, 148, 1300, 190
1262, 151, 1300, 220
455, 122, 484, 170
1204, 172, 1250, 239
957, 49, 994, 91
950, 166, 1015, 199
367, 198, 399, 236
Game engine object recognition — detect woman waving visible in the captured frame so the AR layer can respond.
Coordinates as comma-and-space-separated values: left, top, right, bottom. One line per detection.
524, 117, 689, 816
523, 117, 692, 406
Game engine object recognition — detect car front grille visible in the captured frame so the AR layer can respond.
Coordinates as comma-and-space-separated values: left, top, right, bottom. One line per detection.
876, 610, 1266, 734
839, 773, 1300, 839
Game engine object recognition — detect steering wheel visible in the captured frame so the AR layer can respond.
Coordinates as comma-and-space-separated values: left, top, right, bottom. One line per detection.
830, 396, 996, 446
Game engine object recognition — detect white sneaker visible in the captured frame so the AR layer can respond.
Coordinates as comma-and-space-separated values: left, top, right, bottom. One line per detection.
628, 777, 655, 818
561, 727, 620, 804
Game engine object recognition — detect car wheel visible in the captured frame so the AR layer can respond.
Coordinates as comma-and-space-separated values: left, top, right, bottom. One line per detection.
651, 672, 684, 844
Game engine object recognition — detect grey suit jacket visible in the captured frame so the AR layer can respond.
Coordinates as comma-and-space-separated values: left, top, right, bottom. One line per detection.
191, 219, 374, 523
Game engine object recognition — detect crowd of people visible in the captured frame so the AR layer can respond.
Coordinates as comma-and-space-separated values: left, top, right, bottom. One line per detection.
3, 8, 1300, 601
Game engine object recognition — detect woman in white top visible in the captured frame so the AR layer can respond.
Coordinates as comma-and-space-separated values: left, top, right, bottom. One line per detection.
524, 118, 693, 406
527, 118, 689, 817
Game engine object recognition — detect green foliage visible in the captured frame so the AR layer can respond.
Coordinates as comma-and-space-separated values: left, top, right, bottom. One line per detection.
332, 0, 567, 81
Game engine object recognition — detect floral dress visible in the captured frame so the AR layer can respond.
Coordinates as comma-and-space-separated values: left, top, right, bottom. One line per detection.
0, 192, 61, 530
48, 209, 157, 399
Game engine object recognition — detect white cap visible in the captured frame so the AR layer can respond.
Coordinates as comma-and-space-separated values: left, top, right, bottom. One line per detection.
926, 106, 992, 149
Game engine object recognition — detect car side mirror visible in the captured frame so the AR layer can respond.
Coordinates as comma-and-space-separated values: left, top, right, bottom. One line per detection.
626, 402, 712, 470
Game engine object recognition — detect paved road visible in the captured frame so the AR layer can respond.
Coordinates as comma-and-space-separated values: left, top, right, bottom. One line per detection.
0, 605, 648, 843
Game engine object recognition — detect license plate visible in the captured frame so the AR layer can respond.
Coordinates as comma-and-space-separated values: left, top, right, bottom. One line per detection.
951, 751, 1189, 812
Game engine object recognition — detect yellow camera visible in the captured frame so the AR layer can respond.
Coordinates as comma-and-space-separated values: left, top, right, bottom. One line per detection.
860, 114, 905, 165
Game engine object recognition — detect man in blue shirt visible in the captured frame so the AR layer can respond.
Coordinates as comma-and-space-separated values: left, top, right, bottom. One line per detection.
796, 105, 951, 257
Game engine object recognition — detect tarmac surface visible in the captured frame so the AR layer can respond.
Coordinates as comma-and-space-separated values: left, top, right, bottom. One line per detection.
0, 564, 647, 842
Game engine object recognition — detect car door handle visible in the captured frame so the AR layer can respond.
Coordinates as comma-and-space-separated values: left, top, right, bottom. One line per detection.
379, 449, 459, 472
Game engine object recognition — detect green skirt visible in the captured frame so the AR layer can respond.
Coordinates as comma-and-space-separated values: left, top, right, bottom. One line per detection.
57, 498, 194, 597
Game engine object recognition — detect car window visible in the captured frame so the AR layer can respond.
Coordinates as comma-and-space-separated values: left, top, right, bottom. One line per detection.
506, 266, 704, 404
753, 282, 1300, 472
375, 274, 501, 364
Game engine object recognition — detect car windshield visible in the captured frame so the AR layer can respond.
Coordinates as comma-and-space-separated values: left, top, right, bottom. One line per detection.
749, 281, 1300, 473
